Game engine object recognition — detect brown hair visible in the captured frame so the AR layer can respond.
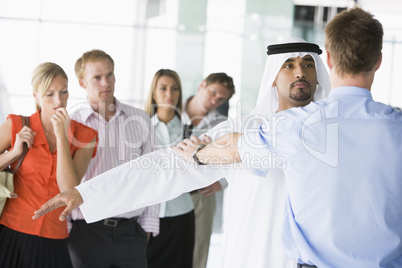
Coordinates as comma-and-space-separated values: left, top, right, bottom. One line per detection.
144, 69, 183, 119
75, 49, 114, 80
324, 6, 383, 77
31, 62, 68, 111
204, 72, 235, 100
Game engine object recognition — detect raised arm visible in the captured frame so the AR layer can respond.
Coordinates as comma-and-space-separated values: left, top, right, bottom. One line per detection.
173, 132, 243, 165
0, 119, 35, 171
52, 108, 95, 192
33, 147, 227, 222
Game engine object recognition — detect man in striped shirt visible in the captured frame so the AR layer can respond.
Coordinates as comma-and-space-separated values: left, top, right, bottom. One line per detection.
67, 49, 159, 268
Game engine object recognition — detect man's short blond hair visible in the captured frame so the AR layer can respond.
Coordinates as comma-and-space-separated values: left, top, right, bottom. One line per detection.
75, 49, 114, 80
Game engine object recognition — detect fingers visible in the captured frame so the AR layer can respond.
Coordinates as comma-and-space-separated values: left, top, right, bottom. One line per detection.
15, 127, 36, 149
199, 187, 214, 196
55, 107, 68, 115
184, 138, 195, 146
9, 193, 18, 199
59, 206, 73, 221
171, 145, 181, 153
176, 138, 193, 150
174, 141, 186, 151
199, 182, 221, 196
202, 134, 212, 143
51, 108, 70, 137
51, 111, 65, 122
51, 107, 69, 122
32, 196, 66, 220
189, 135, 202, 144
172, 141, 195, 163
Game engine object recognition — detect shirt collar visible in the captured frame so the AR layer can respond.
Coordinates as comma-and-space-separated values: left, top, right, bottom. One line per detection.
329, 86, 373, 100
30, 110, 48, 145
151, 114, 160, 126
151, 114, 181, 128
113, 99, 127, 117
78, 98, 125, 122
75, 102, 94, 122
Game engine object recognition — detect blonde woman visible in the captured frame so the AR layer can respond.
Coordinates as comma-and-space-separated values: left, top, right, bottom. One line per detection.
144, 69, 194, 268
0, 62, 97, 267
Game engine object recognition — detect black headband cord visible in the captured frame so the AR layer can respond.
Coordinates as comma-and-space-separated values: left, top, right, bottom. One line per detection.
267, 42, 322, 55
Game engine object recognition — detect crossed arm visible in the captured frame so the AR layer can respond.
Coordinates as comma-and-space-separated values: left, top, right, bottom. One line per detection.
32, 132, 243, 221
174, 132, 243, 165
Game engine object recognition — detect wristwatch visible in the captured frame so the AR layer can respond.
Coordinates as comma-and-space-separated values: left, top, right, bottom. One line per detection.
192, 144, 207, 165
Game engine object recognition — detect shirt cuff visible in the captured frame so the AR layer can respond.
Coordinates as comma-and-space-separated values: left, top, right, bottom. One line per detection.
75, 184, 96, 223
218, 178, 228, 189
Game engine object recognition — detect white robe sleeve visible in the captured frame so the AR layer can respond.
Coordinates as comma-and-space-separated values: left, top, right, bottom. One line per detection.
76, 115, 262, 224
76, 148, 227, 223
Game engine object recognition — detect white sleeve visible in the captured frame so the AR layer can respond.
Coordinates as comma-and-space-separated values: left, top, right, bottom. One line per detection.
76, 148, 226, 223
218, 178, 228, 189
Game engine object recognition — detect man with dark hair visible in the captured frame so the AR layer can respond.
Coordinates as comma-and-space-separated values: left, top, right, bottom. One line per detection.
182, 72, 234, 268
174, 7, 401, 267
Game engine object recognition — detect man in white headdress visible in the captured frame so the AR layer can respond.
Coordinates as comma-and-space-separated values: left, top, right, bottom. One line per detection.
207, 38, 330, 268
33, 38, 330, 267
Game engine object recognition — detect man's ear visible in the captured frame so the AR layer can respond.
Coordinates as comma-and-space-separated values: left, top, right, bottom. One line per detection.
78, 79, 86, 89
374, 53, 382, 72
272, 80, 276, 87
326, 51, 333, 70
198, 80, 206, 91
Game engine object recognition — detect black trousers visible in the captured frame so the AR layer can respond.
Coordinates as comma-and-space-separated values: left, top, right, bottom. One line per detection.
0, 225, 73, 268
147, 210, 195, 268
68, 218, 148, 268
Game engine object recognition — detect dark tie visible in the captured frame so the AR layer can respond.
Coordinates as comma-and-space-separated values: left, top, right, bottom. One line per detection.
183, 124, 193, 139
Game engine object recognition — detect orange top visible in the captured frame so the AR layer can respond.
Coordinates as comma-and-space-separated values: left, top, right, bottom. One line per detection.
0, 111, 98, 239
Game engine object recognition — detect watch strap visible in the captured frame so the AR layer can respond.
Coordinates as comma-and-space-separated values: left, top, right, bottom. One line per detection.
192, 144, 207, 165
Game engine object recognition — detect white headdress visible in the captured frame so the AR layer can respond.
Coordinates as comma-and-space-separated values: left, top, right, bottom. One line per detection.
205, 38, 330, 140
250, 37, 330, 117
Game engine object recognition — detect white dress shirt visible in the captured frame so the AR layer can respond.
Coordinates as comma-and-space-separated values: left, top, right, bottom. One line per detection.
151, 114, 193, 217
70, 99, 160, 235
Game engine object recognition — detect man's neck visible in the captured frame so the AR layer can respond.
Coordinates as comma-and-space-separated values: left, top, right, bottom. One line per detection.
330, 70, 375, 91
90, 99, 116, 122
156, 109, 175, 124
185, 97, 208, 126
277, 99, 311, 113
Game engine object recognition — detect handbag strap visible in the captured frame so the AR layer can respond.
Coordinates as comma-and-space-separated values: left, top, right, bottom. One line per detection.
12, 116, 30, 174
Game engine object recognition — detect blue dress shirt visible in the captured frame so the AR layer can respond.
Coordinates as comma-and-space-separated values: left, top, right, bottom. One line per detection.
238, 87, 402, 267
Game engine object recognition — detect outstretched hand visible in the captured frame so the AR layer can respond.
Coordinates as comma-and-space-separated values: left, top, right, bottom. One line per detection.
198, 181, 222, 197
32, 188, 83, 221
173, 135, 210, 162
